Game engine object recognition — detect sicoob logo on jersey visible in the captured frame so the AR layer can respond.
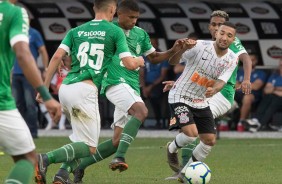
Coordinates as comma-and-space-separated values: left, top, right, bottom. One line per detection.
174, 105, 190, 124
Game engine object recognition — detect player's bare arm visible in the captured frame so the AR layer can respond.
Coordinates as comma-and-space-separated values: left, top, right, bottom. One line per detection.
44, 48, 67, 88
205, 80, 226, 98
169, 39, 196, 65
237, 53, 252, 95
146, 38, 186, 64
122, 56, 144, 70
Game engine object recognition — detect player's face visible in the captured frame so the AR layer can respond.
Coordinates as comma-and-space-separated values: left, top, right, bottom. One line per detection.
215, 25, 236, 50
209, 16, 226, 41
118, 10, 140, 30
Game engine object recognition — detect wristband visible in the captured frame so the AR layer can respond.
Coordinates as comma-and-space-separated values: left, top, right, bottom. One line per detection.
36, 85, 52, 101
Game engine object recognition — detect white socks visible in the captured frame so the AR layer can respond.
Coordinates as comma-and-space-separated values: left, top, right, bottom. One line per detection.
169, 133, 197, 153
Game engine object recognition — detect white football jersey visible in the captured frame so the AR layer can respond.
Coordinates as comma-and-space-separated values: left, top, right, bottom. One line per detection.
168, 40, 238, 108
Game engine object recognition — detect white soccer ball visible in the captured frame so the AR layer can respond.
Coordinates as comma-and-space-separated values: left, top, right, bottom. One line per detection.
184, 161, 211, 184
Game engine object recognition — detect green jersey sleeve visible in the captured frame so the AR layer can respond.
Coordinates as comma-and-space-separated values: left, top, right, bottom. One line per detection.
141, 30, 155, 56
9, 7, 29, 47
229, 37, 247, 57
113, 26, 131, 59
59, 29, 74, 55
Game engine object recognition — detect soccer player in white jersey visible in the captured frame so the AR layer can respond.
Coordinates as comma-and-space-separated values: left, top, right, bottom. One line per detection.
166, 22, 239, 183
164, 11, 252, 180
0, 1, 61, 183
34, 0, 145, 183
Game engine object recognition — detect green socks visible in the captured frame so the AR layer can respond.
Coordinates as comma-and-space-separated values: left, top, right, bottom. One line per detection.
47, 142, 91, 164
78, 139, 117, 170
181, 138, 199, 166
115, 117, 142, 158
5, 159, 34, 184
58, 139, 118, 172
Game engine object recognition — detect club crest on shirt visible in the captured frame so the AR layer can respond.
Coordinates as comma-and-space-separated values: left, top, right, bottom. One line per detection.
178, 113, 189, 124
136, 43, 141, 55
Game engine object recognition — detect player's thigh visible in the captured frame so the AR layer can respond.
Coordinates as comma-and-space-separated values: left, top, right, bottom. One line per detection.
111, 107, 131, 129
0, 110, 35, 156
59, 83, 100, 148
193, 106, 216, 134
209, 92, 231, 118
106, 83, 143, 112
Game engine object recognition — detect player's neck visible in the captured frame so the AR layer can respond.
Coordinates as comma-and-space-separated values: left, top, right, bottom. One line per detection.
95, 13, 112, 22
213, 43, 228, 58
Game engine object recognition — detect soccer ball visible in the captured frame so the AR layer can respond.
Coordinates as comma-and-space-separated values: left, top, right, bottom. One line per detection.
184, 161, 211, 184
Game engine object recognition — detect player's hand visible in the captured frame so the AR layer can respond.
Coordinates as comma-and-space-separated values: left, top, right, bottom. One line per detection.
205, 87, 216, 98
44, 99, 62, 123
237, 80, 252, 95
172, 38, 187, 52
162, 81, 175, 92
184, 39, 197, 50
36, 93, 43, 103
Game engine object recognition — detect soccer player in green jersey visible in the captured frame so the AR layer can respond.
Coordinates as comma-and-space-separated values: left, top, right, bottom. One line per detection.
34, 0, 144, 183
71, 0, 184, 182
164, 10, 253, 182
0, 1, 61, 184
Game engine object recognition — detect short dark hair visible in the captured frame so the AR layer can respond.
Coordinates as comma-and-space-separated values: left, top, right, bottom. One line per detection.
94, 0, 117, 10
118, 0, 139, 12
210, 10, 229, 21
221, 21, 236, 30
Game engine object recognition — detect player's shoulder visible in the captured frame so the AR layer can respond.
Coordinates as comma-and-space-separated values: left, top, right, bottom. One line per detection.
2, 2, 23, 16
227, 48, 238, 59
132, 25, 146, 33
197, 40, 213, 45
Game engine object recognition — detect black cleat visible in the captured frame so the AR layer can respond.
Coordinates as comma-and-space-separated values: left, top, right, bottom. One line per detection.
73, 168, 84, 184
109, 157, 128, 172
52, 174, 73, 184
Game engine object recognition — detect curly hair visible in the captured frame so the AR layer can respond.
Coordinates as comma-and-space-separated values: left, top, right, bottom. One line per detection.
210, 10, 229, 21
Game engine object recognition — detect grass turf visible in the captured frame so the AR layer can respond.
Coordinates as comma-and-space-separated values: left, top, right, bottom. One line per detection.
0, 137, 282, 183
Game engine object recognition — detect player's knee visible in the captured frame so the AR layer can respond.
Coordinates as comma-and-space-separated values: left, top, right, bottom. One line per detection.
20, 150, 37, 167
203, 139, 216, 146
133, 105, 148, 122
89, 147, 97, 155
201, 136, 216, 146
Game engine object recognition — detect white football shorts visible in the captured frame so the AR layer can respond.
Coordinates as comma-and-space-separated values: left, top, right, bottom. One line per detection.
0, 109, 35, 156
106, 83, 143, 128
59, 82, 100, 147
208, 92, 232, 118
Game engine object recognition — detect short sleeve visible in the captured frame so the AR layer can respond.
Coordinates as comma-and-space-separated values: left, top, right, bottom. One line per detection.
59, 29, 73, 55
9, 7, 29, 47
114, 27, 131, 59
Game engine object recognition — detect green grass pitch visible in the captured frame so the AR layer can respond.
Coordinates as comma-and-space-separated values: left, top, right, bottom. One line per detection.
0, 137, 282, 183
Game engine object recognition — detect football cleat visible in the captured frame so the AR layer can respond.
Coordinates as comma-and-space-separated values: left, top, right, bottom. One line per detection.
35, 154, 49, 184
109, 157, 128, 172
177, 172, 185, 183
73, 168, 84, 184
164, 172, 179, 180
166, 142, 180, 172
52, 174, 73, 184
